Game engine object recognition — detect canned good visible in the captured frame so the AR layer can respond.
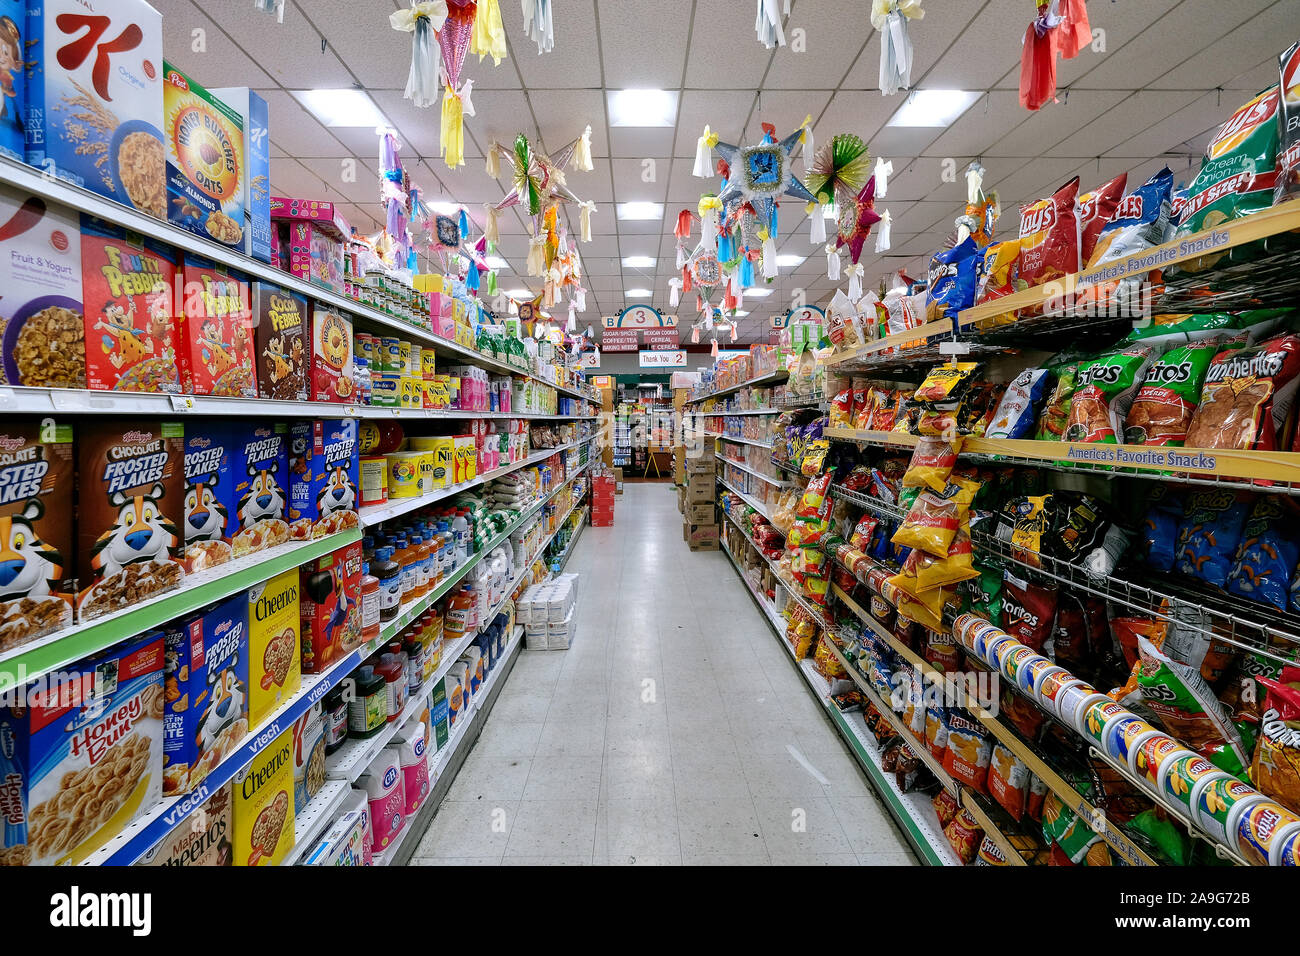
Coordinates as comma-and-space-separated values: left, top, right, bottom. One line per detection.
386, 451, 423, 498
421, 348, 437, 380
1158, 753, 1225, 813
1236, 803, 1300, 866
1128, 734, 1185, 791
379, 336, 401, 373
981, 632, 1019, 669
1016, 657, 1060, 696
417, 453, 436, 496
1277, 826, 1300, 866
997, 644, 1038, 683
1077, 697, 1126, 741
1194, 777, 1267, 848
359, 456, 388, 507
398, 341, 412, 377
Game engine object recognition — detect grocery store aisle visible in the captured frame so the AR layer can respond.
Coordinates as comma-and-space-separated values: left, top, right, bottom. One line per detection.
411, 485, 915, 865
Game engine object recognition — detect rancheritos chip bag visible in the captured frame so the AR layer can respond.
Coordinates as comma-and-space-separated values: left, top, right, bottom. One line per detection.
1185, 334, 1300, 451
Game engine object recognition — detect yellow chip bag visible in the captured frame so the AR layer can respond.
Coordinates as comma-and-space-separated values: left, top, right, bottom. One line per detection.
892, 477, 981, 558
901, 435, 965, 492
915, 362, 978, 406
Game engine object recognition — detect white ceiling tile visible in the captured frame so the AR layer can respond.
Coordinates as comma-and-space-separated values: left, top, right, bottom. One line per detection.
685, 1, 773, 89
258, 89, 345, 157
463, 90, 539, 153
161, 0, 275, 88
843, 0, 987, 89
762, 17, 869, 90
291, 0, 413, 90
1046, 91, 1201, 157
202, 0, 356, 88
911, 0, 1025, 91
816, 91, 897, 142
599, 0, 694, 87
674, 91, 755, 158
746, 91, 831, 146
608, 128, 677, 160
610, 159, 667, 201
527, 91, 610, 156
986, 90, 1128, 158
514, 0, 603, 88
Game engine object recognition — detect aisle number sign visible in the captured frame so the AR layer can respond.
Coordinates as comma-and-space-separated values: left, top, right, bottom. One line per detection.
579, 350, 601, 369
602, 329, 640, 351
639, 350, 687, 368
604, 306, 678, 328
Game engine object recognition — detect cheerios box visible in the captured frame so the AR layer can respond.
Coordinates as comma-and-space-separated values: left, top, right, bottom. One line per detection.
229, 421, 290, 556
0, 629, 165, 866
288, 418, 359, 540
181, 420, 236, 572
0, 183, 85, 389
162, 63, 245, 249
174, 255, 256, 397
80, 219, 181, 393
310, 306, 355, 403
247, 568, 301, 730
298, 540, 362, 675
0, 421, 75, 650
161, 591, 249, 795
211, 88, 271, 264
232, 726, 294, 866
25, 0, 165, 216
136, 780, 232, 865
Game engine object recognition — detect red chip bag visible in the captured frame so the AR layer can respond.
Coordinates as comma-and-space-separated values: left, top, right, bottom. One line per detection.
1018, 177, 1081, 287
932, 787, 960, 828
988, 743, 1030, 821
1186, 335, 1300, 453
1002, 570, 1058, 652
1077, 173, 1127, 264
943, 808, 983, 864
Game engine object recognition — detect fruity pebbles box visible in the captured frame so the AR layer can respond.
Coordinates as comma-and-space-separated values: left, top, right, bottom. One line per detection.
25, 0, 165, 217
288, 419, 359, 540
0, 421, 74, 651
77, 420, 185, 621
162, 63, 245, 248
81, 219, 181, 393
176, 255, 256, 397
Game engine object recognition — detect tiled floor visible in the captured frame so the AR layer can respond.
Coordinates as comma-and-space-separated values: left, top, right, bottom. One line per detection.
411, 483, 916, 866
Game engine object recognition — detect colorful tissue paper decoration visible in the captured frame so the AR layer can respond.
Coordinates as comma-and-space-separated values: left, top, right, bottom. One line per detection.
804, 133, 872, 208
756, 0, 788, 48
835, 176, 882, 265
715, 122, 816, 240
871, 0, 924, 95
1020, 0, 1092, 111
489, 131, 595, 244
391, 1, 449, 109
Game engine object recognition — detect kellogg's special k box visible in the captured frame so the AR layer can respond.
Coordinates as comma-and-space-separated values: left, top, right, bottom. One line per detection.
288, 419, 359, 540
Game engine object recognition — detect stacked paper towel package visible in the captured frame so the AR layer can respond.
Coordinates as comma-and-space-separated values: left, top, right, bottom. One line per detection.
519, 574, 581, 651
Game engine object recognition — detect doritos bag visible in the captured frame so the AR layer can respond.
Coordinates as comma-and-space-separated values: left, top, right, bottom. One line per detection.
1063, 345, 1156, 444
1018, 177, 1081, 287
1077, 173, 1127, 264
926, 237, 982, 321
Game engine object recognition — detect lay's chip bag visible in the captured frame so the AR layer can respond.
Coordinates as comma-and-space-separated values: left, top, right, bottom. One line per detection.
1077, 172, 1127, 264
1278, 41, 1300, 205
1089, 167, 1175, 269
1018, 177, 1081, 287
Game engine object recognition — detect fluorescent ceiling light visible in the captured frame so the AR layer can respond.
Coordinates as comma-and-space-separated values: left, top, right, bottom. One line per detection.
292, 88, 388, 127
886, 89, 979, 128
625, 288, 652, 298
621, 255, 655, 268
745, 288, 773, 297
775, 255, 805, 267
731, 310, 750, 317
486, 256, 508, 270
616, 202, 664, 221
607, 89, 678, 127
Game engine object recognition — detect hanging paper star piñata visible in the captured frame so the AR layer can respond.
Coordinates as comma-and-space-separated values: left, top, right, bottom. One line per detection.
515, 291, 544, 324
835, 175, 882, 265
714, 123, 815, 238
804, 133, 872, 208
489, 131, 593, 241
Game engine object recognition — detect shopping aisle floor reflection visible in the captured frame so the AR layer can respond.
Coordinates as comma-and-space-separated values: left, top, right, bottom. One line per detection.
411, 483, 916, 866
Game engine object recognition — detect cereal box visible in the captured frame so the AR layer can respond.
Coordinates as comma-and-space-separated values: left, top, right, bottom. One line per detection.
210, 87, 271, 263
161, 592, 249, 795
252, 281, 308, 401
246, 568, 301, 730
0, 1, 23, 162
77, 420, 185, 621
229, 421, 290, 556
175, 255, 255, 397
0, 629, 165, 866
136, 780, 232, 865
162, 63, 244, 248
298, 540, 362, 674
0, 184, 85, 388
81, 220, 180, 393
0, 421, 74, 652
291, 699, 325, 814
25, 0, 165, 217
181, 421, 235, 571
270, 197, 347, 291
310, 306, 355, 403
288, 418, 359, 540
231, 726, 294, 866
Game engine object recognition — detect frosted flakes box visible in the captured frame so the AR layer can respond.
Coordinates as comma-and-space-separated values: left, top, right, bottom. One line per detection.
0, 185, 85, 388
229, 421, 290, 556
0, 421, 74, 651
211, 87, 271, 263
0, 1, 23, 162
77, 420, 185, 620
252, 281, 308, 402
136, 780, 232, 865
161, 591, 249, 795
175, 255, 255, 397
25, 0, 165, 217
182, 421, 235, 572
81, 219, 181, 393
288, 419, 359, 540
0, 629, 165, 866
162, 63, 244, 247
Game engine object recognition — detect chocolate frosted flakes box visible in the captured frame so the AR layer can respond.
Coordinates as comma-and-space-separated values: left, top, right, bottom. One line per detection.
0, 421, 74, 651
77, 420, 185, 621
229, 421, 290, 555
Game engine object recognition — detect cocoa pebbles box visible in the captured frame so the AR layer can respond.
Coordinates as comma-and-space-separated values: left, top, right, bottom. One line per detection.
230, 422, 291, 555
77, 421, 185, 621
252, 281, 308, 402
0, 422, 74, 652
288, 419, 359, 540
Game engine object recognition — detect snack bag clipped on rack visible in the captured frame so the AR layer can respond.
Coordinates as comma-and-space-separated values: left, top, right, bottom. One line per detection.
944, 712, 992, 794
975, 239, 1023, 310
1124, 338, 1236, 446
987, 368, 1048, 439
1252, 665, 1300, 814
901, 435, 964, 493
926, 238, 982, 322
1278, 43, 1300, 205
1063, 345, 1156, 444
1227, 497, 1300, 611
1088, 167, 1175, 268
1175, 489, 1252, 591
893, 477, 981, 558
1035, 355, 1085, 441
1018, 178, 1082, 288
1077, 173, 1127, 265
1184, 334, 1300, 452
915, 362, 980, 409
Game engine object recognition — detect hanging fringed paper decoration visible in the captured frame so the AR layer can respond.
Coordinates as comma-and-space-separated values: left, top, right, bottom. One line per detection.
483, 203, 499, 243
675, 209, 693, 242
809, 204, 827, 244
527, 234, 546, 276
738, 256, 755, 289
710, 338, 719, 358
1058, 0, 1091, 58
694, 126, 718, 178
465, 260, 481, 292
573, 126, 594, 173
391, 1, 448, 109
762, 235, 778, 279
668, 277, 682, 307
682, 264, 693, 295
801, 118, 815, 174
698, 196, 721, 250
845, 263, 864, 301
826, 243, 841, 280
755, 0, 788, 49
522, 0, 554, 54
730, 322, 739, 343
871, 0, 924, 95
458, 208, 470, 237
566, 300, 577, 331
470, 0, 507, 64
575, 287, 587, 312
485, 142, 501, 178
579, 200, 595, 242
441, 79, 475, 168
874, 157, 893, 198
835, 175, 882, 265
254, 0, 285, 22
485, 270, 498, 295
676, 243, 688, 269
875, 209, 892, 253
1020, 1, 1063, 111
804, 133, 872, 209
691, 326, 700, 344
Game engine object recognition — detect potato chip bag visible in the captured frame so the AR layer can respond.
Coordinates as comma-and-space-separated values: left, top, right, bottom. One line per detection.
926, 238, 982, 321
943, 711, 992, 793
1035, 362, 1081, 441
901, 435, 963, 492
987, 368, 1048, 439
933, 788, 961, 828
988, 742, 1030, 820
976, 239, 1022, 306
915, 362, 979, 406
1089, 167, 1175, 268
1077, 172, 1127, 264
923, 627, 961, 673
1063, 345, 1155, 444
925, 703, 949, 760
1227, 496, 1300, 611
1005, 494, 1053, 566
1002, 570, 1057, 652
1018, 177, 1081, 287
1185, 334, 1300, 452
1253, 665, 1300, 815
943, 808, 983, 864
893, 477, 980, 558
1124, 338, 1234, 446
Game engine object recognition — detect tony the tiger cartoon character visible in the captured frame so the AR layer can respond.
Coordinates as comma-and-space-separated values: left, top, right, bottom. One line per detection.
90, 483, 181, 580
0, 499, 66, 604
238, 460, 286, 529
316, 465, 357, 520
184, 471, 228, 543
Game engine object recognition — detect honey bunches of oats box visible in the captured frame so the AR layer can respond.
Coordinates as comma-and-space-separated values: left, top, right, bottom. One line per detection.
210, 87, 272, 263
232, 726, 294, 866
247, 568, 301, 730
162, 63, 245, 249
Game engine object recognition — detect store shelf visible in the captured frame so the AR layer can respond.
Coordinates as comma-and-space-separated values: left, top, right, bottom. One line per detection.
281, 780, 350, 867
715, 474, 775, 522
719, 456, 789, 488
824, 320, 962, 368
704, 432, 775, 450
686, 368, 789, 405
0, 528, 361, 692
692, 407, 781, 416
550, 513, 588, 573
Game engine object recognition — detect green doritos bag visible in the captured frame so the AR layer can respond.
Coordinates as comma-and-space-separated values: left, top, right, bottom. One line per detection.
1123, 338, 1238, 446
1062, 346, 1156, 444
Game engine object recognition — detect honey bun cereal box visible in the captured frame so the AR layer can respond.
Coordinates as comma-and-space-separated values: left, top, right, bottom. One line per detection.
210, 88, 272, 263
298, 539, 362, 674
288, 419, 359, 540
246, 568, 301, 730
0, 1, 22, 163
161, 591, 250, 795
0, 184, 85, 388
232, 725, 294, 866
162, 63, 245, 248
0, 629, 165, 866
25, 0, 165, 217
175, 255, 255, 397
182, 420, 236, 572
0, 421, 74, 652
137, 780, 232, 865
77, 421, 185, 621
229, 422, 291, 555
252, 281, 308, 402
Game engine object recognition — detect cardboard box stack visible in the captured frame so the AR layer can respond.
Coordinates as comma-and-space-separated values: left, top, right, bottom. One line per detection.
591, 470, 616, 527
682, 442, 718, 550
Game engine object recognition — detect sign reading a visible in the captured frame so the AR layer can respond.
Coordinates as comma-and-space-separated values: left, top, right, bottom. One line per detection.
601, 329, 640, 352
642, 327, 680, 350
639, 349, 687, 368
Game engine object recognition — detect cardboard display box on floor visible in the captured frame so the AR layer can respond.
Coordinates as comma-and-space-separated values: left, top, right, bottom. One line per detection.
684, 522, 719, 551
684, 473, 714, 503
684, 501, 715, 525
612, 467, 623, 494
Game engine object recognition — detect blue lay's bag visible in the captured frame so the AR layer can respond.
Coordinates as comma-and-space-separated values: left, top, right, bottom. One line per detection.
1087, 167, 1174, 269
926, 236, 981, 322
1227, 496, 1300, 611
1175, 489, 1253, 590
